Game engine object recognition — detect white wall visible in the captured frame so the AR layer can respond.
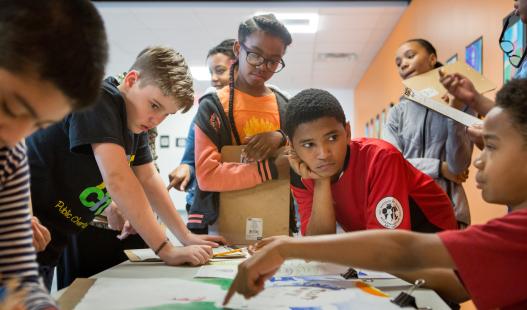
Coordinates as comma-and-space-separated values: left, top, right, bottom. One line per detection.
155, 87, 355, 211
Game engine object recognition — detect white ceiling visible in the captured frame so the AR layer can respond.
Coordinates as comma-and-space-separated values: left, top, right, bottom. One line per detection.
94, 1, 407, 95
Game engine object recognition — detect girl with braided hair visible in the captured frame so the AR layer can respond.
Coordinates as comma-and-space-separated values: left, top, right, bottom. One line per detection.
188, 14, 293, 234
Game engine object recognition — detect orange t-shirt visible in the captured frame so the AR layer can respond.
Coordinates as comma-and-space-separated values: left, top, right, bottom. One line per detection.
194, 87, 281, 192
217, 86, 280, 143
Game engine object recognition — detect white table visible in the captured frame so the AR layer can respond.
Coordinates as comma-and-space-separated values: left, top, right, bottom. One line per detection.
54, 260, 451, 309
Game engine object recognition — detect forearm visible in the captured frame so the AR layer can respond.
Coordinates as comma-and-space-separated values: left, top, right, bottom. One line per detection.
197, 158, 268, 191
279, 230, 454, 272
105, 171, 166, 250
305, 179, 336, 235
195, 126, 270, 191
393, 269, 469, 303
141, 170, 191, 241
472, 93, 494, 116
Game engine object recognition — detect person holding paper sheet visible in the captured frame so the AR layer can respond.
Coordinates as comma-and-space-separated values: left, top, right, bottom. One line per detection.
441, 0, 527, 149
225, 79, 527, 310
383, 39, 475, 227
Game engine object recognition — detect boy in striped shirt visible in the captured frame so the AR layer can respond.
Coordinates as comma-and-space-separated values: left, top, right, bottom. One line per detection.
0, 0, 108, 309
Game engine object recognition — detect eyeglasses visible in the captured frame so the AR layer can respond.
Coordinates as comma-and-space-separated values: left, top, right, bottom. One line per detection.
499, 14, 527, 68
240, 42, 285, 73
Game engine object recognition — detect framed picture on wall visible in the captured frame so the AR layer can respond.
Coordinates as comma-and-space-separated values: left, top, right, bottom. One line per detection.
375, 114, 380, 138
446, 54, 458, 64
175, 137, 187, 148
465, 37, 483, 73
159, 135, 170, 148
502, 12, 527, 82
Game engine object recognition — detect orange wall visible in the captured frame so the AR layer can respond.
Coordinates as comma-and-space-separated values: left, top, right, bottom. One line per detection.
355, 1, 513, 308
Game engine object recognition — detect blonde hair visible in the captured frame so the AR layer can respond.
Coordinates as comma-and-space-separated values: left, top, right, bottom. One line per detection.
131, 46, 194, 113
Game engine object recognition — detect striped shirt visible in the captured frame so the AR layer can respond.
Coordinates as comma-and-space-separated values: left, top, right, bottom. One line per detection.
0, 143, 56, 309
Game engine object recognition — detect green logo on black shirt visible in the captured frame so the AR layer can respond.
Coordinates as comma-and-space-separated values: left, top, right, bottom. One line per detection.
79, 181, 112, 215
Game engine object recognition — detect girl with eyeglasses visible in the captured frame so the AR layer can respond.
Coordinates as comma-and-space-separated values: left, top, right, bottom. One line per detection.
384, 39, 475, 229
188, 14, 293, 234
441, 0, 527, 149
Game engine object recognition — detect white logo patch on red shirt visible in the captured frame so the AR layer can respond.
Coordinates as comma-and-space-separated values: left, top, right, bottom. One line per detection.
375, 197, 403, 229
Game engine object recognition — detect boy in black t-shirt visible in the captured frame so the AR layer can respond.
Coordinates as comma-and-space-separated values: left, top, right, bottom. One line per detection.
27, 46, 226, 289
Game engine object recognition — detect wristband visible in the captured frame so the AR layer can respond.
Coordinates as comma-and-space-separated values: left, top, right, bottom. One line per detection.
154, 238, 170, 255
277, 129, 287, 147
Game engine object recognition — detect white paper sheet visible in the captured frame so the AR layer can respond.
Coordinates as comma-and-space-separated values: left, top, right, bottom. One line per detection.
74, 278, 226, 310
194, 264, 238, 279
129, 248, 159, 261
74, 277, 399, 310
127, 246, 245, 263
227, 284, 400, 310
357, 269, 397, 279
274, 259, 349, 277
403, 87, 483, 127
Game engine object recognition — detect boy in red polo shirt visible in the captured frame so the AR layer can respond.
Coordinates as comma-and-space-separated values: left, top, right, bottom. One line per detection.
287, 89, 457, 235
225, 80, 527, 309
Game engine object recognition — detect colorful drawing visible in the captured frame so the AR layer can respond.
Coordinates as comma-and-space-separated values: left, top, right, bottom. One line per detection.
503, 16, 526, 82
356, 281, 390, 298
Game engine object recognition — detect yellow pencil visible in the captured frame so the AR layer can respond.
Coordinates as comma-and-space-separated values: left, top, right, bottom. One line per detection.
213, 248, 243, 257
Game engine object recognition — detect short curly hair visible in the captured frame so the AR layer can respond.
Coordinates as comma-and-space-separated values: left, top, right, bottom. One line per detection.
131, 46, 194, 113
0, 0, 108, 110
495, 78, 527, 144
285, 88, 346, 139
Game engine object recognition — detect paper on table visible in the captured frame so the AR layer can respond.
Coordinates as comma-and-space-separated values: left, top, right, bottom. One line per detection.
123, 248, 161, 262
194, 264, 238, 279
74, 278, 226, 310
125, 246, 245, 262
227, 284, 400, 310
73, 277, 398, 310
274, 259, 349, 277
357, 268, 397, 279
195, 259, 349, 280
212, 246, 246, 259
